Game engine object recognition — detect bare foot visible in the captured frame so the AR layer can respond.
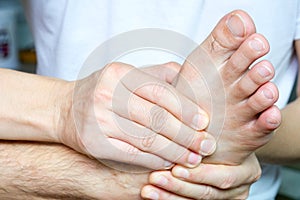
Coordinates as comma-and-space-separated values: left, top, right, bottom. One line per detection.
174, 10, 281, 165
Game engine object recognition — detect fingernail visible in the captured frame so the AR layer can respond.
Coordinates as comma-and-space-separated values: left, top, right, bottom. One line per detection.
192, 113, 209, 130
164, 161, 174, 169
227, 13, 245, 37
173, 166, 190, 179
187, 152, 202, 167
249, 38, 265, 52
152, 174, 168, 186
263, 88, 274, 99
258, 65, 272, 78
200, 138, 216, 156
143, 189, 159, 200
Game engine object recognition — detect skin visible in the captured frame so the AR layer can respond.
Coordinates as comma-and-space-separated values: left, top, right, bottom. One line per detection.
142, 10, 281, 200
0, 63, 260, 200
0, 59, 217, 170
156, 40, 300, 200
0, 141, 147, 200
1, 9, 284, 199
256, 40, 300, 164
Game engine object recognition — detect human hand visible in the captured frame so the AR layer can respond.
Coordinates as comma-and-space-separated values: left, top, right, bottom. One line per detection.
141, 154, 260, 199
59, 62, 216, 169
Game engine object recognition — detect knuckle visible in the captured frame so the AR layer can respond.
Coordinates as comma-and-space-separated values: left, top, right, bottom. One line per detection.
219, 173, 237, 189
124, 145, 140, 162
128, 96, 147, 120
250, 72, 265, 86
252, 166, 262, 182
240, 191, 250, 200
233, 80, 248, 98
227, 57, 240, 74
237, 187, 250, 200
106, 62, 121, 74
171, 182, 184, 194
166, 61, 181, 70
247, 98, 261, 112
150, 106, 168, 132
209, 34, 229, 54
151, 82, 168, 102
174, 129, 197, 151
105, 62, 130, 78
200, 186, 214, 199
140, 135, 157, 152
94, 87, 112, 103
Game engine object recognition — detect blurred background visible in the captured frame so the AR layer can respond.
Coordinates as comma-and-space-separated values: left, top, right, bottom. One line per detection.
0, 0, 299, 199
0, 0, 35, 73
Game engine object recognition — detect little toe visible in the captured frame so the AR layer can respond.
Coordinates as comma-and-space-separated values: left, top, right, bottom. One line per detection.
233, 60, 275, 100
255, 105, 281, 134
245, 82, 279, 116
221, 34, 270, 85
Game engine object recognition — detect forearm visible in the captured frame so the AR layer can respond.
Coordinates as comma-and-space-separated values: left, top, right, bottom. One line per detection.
0, 140, 147, 199
0, 69, 72, 142
257, 98, 300, 164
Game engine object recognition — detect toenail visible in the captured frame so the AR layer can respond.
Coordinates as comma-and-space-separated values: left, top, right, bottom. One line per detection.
266, 118, 280, 126
258, 65, 272, 77
262, 89, 274, 99
249, 38, 265, 51
227, 13, 246, 37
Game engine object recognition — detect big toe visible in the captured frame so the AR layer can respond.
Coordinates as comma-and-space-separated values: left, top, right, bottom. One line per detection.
199, 10, 256, 65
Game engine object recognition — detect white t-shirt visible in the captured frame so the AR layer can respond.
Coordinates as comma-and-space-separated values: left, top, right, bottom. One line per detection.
23, 0, 300, 199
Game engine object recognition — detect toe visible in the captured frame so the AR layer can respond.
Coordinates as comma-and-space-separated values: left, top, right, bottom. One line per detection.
200, 10, 256, 65
232, 60, 275, 100
255, 105, 281, 133
222, 34, 270, 86
245, 82, 279, 115
183, 10, 256, 76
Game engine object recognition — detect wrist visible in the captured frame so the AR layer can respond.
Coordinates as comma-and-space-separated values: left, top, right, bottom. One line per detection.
55, 80, 76, 146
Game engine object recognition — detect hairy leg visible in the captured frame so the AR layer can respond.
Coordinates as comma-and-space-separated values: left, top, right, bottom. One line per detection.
0, 141, 147, 200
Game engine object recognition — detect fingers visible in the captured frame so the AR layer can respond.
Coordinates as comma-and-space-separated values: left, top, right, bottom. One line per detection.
141, 155, 260, 199
116, 64, 209, 130
102, 138, 173, 170
113, 83, 216, 155
142, 185, 192, 200
94, 109, 213, 168
171, 154, 261, 188
142, 172, 250, 200
89, 62, 217, 168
